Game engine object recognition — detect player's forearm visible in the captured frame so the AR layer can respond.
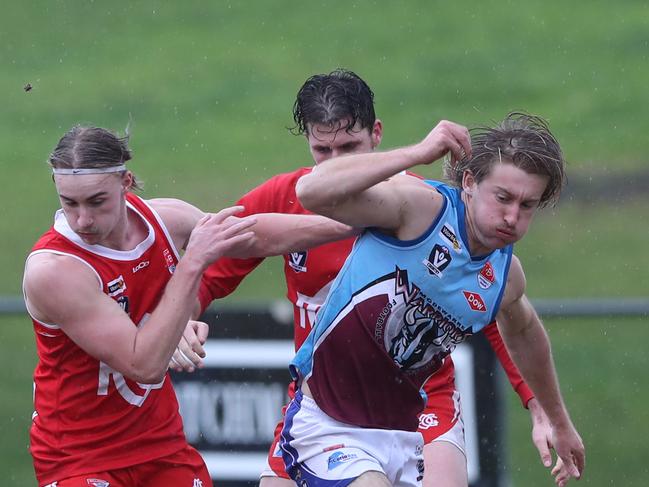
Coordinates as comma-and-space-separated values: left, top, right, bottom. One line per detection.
130, 256, 205, 383
249, 213, 356, 256
296, 145, 421, 212
503, 320, 572, 427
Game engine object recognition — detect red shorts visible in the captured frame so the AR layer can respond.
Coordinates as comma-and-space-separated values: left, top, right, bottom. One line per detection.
44, 445, 212, 487
261, 378, 460, 479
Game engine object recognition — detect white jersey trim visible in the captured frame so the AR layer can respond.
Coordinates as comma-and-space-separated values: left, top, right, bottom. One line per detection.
52, 200, 155, 261
23, 250, 103, 330
138, 198, 182, 260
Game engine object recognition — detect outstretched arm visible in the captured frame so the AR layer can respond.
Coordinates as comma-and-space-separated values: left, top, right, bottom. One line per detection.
296, 120, 471, 232
24, 206, 257, 384
496, 256, 585, 486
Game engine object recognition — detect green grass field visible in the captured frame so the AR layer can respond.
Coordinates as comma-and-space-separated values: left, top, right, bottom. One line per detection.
1, 1, 648, 485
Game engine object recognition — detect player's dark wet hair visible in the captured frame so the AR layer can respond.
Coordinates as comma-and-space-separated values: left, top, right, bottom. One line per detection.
291, 68, 376, 136
48, 125, 142, 190
444, 112, 565, 208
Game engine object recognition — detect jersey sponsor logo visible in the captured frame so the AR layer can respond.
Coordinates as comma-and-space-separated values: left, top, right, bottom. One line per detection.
288, 251, 307, 273
423, 244, 451, 277
439, 224, 461, 252
418, 412, 439, 429
463, 291, 486, 312
132, 260, 149, 273
477, 261, 495, 289
327, 450, 358, 470
86, 479, 110, 487
106, 275, 126, 296
163, 248, 176, 274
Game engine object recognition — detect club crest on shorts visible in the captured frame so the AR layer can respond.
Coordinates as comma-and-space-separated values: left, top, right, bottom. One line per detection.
423, 244, 451, 277
288, 251, 308, 273
86, 479, 110, 487
477, 261, 495, 289
418, 412, 439, 429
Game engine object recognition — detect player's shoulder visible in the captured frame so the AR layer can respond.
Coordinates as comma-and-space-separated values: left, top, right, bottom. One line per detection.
25, 251, 99, 299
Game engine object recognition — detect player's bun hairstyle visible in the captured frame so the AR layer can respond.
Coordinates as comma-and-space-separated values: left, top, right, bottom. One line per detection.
443, 112, 565, 208
48, 125, 142, 190
291, 68, 376, 136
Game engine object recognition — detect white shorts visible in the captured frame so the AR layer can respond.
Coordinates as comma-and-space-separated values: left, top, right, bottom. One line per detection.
280, 389, 424, 486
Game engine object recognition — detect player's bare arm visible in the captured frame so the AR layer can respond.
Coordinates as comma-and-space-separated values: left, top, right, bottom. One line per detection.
249, 213, 358, 256
24, 208, 256, 384
296, 120, 470, 234
496, 256, 585, 483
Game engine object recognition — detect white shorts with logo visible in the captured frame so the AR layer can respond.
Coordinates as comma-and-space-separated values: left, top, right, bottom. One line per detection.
280, 389, 424, 486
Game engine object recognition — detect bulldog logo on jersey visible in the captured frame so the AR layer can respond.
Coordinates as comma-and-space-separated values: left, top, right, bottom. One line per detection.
423, 244, 451, 277
478, 261, 495, 289
288, 251, 307, 273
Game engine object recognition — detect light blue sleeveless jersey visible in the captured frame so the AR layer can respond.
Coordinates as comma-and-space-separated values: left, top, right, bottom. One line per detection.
290, 181, 513, 431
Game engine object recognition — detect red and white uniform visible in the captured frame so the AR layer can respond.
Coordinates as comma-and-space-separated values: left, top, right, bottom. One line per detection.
26, 193, 196, 486
199, 167, 534, 478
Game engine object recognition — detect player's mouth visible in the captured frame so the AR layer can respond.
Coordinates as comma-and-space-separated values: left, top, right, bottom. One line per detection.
495, 228, 515, 239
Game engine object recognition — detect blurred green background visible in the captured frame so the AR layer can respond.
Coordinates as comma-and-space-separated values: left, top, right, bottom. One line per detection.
1, 1, 648, 485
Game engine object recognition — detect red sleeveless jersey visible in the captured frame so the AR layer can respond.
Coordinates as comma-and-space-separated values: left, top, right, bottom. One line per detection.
26, 193, 188, 485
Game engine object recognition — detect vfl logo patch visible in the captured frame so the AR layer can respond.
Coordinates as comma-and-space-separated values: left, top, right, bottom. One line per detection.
418, 412, 439, 430
327, 450, 358, 470
423, 244, 451, 277
116, 296, 129, 313
478, 261, 495, 289
288, 251, 307, 273
106, 275, 126, 297
463, 291, 486, 312
439, 224, 461, 252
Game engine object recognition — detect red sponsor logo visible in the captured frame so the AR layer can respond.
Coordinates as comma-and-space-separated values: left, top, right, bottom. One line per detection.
478, 261, 495, 289
323, 443, 345, 452
463, 291, 487, 312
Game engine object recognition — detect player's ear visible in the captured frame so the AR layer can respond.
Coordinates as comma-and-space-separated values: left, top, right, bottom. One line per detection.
121, 171, 134, 192
462, 170, 477, 196
371, 119, 383, 148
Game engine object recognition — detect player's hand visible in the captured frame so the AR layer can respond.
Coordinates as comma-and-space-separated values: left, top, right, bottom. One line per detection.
528, 398, 554, 468
413, 120, 471, 167
169, 320, 209, 373
185, 206, 257, 267
550, 422, 585, 486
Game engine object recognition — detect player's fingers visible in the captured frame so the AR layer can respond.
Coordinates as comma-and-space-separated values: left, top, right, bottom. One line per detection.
194, 321, 209, 344
211, 205, 246, 223
218, 216, 258, 237
534, 438, 552, 468
178, 341, 202, 368
561, 454, 580, 479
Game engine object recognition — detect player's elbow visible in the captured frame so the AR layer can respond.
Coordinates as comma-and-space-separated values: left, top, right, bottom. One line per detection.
126, 361, 167, 384
296, 174, 333, 215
